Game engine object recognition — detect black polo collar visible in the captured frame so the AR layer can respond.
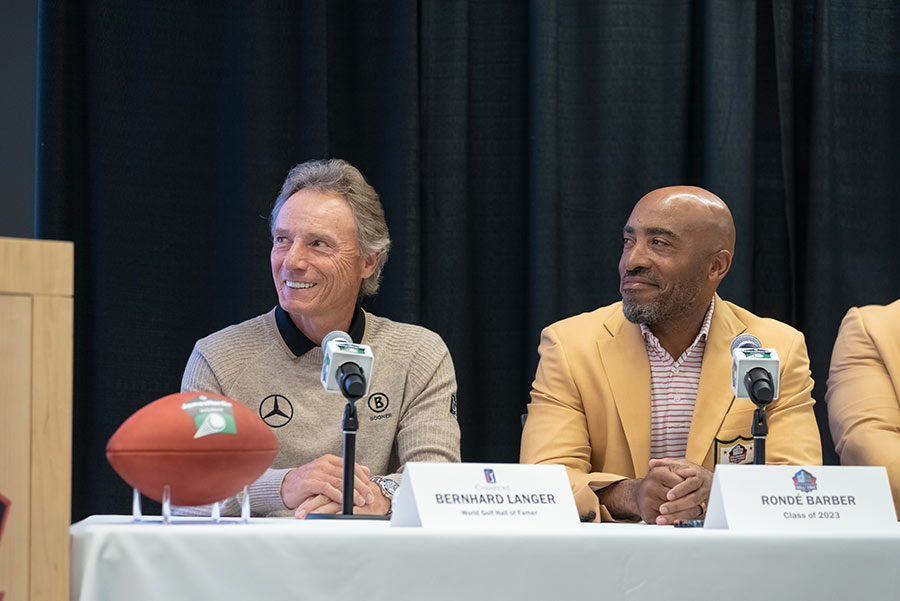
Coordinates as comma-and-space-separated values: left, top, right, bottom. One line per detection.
275, 304, 366, 357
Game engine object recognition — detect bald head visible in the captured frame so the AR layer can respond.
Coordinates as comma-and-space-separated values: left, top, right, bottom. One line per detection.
631, 186, 735, 256
619, 185, 735, 332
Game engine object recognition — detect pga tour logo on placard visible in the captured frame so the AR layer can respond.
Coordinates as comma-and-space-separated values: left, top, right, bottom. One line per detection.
793, 469, 818, 493
484, 469, 497, 484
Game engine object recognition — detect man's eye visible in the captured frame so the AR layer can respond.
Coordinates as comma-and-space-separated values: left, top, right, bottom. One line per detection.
623, 238, 634, 246
274, 236, 288, 244
651, 238, 668, 246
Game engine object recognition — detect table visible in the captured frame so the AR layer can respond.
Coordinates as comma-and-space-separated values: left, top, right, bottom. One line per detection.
71, 515, 900, 601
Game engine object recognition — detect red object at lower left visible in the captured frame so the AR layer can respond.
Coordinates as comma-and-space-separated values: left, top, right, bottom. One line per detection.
0, 491, 10, 543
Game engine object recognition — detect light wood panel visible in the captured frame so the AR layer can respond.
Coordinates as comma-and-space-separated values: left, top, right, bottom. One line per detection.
30, 296, 73, 601
0, 295, 33, 601
0, 237, 73, 297
0, 237, 73, 601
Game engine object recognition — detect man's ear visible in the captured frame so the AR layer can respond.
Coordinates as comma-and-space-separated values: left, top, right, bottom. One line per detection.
361, 252, 379, 279
709, 249, 733, 283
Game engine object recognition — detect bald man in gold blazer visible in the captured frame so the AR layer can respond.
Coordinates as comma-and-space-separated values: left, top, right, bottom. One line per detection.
521, 186, 822, 523
826, 300, 900, 519
521, 294, 822, 522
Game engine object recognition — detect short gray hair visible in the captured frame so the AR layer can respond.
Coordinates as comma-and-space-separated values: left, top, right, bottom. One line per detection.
270, 159, 391, 297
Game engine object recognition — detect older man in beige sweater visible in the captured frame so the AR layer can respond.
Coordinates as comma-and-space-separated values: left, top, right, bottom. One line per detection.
181, 159, 460, 518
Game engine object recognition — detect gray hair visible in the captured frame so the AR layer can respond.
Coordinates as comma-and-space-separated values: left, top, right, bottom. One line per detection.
270, 159, 391, 298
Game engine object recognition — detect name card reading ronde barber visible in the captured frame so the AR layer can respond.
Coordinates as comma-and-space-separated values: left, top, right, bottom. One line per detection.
390, 462, 579, 528
704, 465, 896, 531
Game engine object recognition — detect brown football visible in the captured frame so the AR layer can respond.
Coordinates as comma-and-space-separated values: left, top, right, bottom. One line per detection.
106, 391, 278, 506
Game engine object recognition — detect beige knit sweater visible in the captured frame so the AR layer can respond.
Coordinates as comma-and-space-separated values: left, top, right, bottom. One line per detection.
179, 308, 461, 516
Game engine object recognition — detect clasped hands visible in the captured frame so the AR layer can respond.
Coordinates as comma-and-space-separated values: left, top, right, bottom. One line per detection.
280, 454, 391, 519
601, 458, 713, 525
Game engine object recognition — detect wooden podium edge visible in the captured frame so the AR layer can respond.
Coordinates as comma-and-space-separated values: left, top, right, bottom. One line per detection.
0, 237, 73, 601
31, 296, 73, 601
0, 237, 74, 297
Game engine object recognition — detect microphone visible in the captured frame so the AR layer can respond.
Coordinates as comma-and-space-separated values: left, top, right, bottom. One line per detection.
310, 331, 381, 520
731, 334, 780, 465
730, 334, 780, 404
320, 330, 375, 400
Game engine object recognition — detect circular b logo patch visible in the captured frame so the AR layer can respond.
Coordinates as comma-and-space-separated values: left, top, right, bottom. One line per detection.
367, 392, 389, 413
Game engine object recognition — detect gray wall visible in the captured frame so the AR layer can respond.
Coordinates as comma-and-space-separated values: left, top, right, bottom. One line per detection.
0, 2, 36, 239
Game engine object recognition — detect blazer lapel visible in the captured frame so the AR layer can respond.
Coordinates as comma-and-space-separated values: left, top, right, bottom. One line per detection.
685, 295, 745, 464
598, 311, 651, 476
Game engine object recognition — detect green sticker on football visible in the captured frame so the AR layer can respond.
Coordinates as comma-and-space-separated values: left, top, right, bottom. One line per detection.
181, 395, 238, 438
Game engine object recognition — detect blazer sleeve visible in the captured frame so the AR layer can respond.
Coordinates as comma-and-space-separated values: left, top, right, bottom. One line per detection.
826, 307, 900, 519
763, 328, 823, 465
520, 324, 626, 522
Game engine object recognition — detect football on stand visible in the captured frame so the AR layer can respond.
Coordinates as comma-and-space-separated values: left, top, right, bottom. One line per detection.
106, 391, 278, 506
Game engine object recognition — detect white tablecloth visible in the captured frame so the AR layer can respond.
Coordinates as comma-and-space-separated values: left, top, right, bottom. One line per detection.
71, 515, 900, 601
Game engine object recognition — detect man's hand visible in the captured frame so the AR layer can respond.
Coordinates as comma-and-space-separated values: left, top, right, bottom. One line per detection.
634, 463, 689, 523
649, 458, 713, 525
280, 454, 375, 510
596, 464, 685, 523
294, 480, 391, 519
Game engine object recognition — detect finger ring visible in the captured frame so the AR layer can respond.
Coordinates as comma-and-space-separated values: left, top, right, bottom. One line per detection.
698, 501, 707, 517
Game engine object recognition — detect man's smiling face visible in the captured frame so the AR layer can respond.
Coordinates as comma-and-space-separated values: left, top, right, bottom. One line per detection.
619, 188, 729, 327
270, 188, 375, 326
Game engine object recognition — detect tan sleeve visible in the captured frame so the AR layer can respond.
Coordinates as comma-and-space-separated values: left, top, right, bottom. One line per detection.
181, 345, 225, 395
520, 325, 626, 522
392, 332, 461, 472
826, 307, 900, 519
763, 328, 823, 466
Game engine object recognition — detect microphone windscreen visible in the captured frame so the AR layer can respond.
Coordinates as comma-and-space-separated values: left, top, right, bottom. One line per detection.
321, 330, 352, 352
730, 333, 761, 354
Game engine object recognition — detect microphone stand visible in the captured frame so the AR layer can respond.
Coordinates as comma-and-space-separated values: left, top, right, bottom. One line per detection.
308, 362, 388, 520
339, 394, 360, 515
750, 401, 767, 465
745, 367, 774, 465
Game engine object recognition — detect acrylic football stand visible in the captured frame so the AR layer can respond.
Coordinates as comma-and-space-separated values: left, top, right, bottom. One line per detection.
308, 362, 389, 520
131, 484, 251, 524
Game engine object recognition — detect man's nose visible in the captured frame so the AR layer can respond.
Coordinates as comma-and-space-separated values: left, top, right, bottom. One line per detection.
622, 242, 650, 272
284, 242, 309, 270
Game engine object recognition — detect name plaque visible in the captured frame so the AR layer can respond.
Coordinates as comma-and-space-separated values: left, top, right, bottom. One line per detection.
391, 462, 579, 529
705, 465, 896, 531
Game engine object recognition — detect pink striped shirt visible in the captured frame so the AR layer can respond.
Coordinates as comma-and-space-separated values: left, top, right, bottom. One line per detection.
640, 298, 715, 460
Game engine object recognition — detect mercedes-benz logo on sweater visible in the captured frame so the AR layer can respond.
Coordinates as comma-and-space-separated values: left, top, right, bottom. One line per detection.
259, 394, 293, 428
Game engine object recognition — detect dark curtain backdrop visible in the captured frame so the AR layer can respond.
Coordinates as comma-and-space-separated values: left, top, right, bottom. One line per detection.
36, 0, 900, 521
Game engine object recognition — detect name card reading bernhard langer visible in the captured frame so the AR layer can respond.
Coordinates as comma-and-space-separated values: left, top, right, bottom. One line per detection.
390, 462, 579, 528
704, 465, 896, 531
